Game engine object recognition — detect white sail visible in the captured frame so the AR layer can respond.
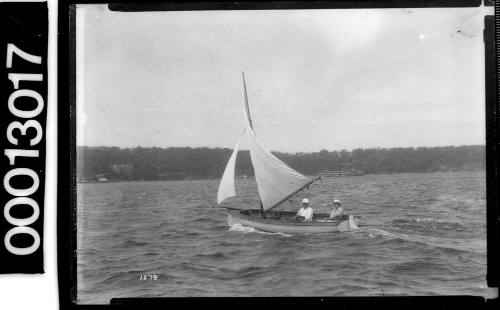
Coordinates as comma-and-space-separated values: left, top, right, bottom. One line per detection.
217, 140, 241, 204
242, 73, 312, 210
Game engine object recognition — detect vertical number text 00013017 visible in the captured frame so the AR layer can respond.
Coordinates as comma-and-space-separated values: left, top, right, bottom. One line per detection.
3, 44, 43, 256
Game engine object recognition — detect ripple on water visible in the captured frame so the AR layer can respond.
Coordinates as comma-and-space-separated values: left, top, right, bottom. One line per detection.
77, 173, 489, 302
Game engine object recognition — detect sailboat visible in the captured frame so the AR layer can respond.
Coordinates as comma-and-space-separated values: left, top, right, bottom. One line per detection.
217, 72, 360, 234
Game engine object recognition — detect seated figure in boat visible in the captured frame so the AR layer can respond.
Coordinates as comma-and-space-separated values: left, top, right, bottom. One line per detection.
294, 198, 313, 222
330, 199, 344, 219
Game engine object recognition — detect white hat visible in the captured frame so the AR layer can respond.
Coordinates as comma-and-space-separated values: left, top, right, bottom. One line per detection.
333, 199, 341, 205
302, 198, 310, 204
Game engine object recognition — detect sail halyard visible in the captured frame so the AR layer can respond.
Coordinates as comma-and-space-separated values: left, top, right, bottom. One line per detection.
241, 72, 314, 211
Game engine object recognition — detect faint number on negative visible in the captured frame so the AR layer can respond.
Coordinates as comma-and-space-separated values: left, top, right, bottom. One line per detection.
140, 274, 159, 281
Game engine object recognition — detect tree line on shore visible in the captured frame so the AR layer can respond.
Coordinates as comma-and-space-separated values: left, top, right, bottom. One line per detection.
76, 145, 485, 182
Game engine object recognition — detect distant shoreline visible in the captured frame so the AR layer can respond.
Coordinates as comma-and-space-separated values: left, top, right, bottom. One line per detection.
77, 169, 486, 184
77, 145, 485, 183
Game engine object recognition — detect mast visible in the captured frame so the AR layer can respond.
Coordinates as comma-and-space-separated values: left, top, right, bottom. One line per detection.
220, 73, 317, 210
242, 72, 314, 212
243, 71, 266, 217
242, 71, 254, 132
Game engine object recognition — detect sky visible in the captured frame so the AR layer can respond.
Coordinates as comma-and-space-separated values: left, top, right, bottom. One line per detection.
76, 5, 492, 153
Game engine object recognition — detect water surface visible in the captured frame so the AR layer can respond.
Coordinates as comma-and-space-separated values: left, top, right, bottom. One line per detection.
77, 171, 493, 303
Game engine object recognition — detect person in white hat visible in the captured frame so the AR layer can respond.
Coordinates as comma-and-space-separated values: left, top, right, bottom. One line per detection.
294, 198, 313, 222
330, 199, 344, 219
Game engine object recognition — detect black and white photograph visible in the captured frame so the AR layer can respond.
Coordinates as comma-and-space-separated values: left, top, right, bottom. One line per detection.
74, 4, 495, 304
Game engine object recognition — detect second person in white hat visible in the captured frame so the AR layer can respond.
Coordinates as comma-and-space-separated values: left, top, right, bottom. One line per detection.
330, 199, 344, 219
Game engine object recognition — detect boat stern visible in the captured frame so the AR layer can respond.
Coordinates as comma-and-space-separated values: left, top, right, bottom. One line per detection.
336, 215, 360, 232
349, 215, 360, 229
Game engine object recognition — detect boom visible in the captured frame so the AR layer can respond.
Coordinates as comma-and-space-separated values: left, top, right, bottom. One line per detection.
267, 176, 322, 211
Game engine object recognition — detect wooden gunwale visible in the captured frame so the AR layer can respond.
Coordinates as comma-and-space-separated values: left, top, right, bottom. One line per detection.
224, 208, 353, 226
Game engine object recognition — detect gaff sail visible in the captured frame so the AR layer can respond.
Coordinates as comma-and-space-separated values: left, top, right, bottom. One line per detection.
245, 130, 313, 210
217, 140, 241, 204
217, 72, 314, 210
242, 73, 313, 210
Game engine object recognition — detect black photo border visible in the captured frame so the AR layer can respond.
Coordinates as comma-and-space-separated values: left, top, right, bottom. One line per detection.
58, 1, 498, 309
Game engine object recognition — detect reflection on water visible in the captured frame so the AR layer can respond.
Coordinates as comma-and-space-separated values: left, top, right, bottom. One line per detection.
77, 171, 493, 303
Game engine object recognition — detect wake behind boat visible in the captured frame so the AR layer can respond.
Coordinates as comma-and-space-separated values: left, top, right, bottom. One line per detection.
217, 72, 360, 233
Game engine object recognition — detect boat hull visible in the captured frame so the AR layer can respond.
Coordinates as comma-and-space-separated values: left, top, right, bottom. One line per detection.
226, 209, 359, 234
